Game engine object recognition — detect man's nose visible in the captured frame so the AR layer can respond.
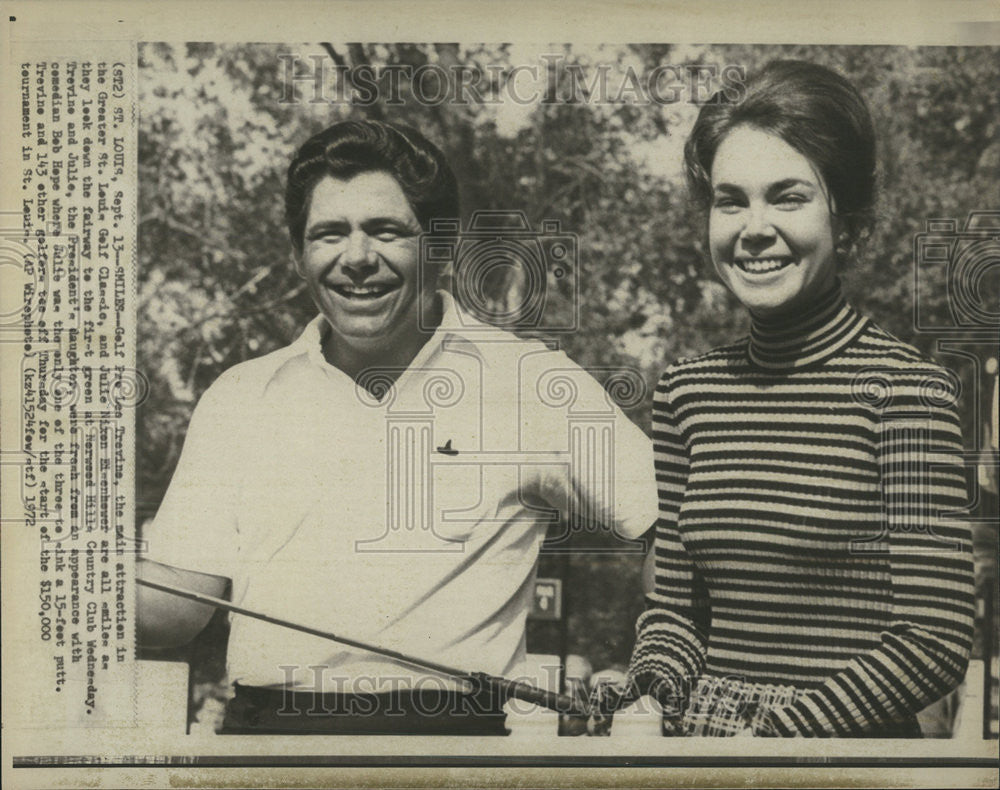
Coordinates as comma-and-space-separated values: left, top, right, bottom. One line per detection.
341, 231, 376, 271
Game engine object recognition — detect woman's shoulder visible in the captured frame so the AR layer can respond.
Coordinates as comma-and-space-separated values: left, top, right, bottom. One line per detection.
851, 319, 960, 410
662, 338, 747, 374
655, 338, 749, 394
853, 319, 953, 375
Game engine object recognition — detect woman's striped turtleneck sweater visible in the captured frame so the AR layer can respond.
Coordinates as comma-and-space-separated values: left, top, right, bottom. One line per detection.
628, 284, 975, 736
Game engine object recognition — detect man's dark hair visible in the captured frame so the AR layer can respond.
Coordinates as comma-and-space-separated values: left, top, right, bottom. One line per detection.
285, 119, 460, 254
684, 60, 877, 256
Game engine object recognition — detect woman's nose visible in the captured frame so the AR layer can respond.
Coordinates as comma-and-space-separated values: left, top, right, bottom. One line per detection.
739, 205, 776, 249
742, 205, 775, 238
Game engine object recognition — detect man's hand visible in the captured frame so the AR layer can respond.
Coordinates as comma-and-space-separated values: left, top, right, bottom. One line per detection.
586, 678, 633, 736
137, 559, 230, 649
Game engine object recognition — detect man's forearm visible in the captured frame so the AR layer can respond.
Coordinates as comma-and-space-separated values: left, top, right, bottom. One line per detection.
136, 559, 230, 649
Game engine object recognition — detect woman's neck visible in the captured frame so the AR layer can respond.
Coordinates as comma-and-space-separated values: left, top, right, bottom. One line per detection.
747, 281, 868, 370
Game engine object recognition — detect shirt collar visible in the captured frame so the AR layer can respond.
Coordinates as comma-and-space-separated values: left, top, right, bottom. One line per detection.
290, 291, 496, 377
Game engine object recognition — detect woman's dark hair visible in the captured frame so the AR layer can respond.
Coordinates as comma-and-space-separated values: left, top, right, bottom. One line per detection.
285, 119, 460, 254
684, 60, 877, 256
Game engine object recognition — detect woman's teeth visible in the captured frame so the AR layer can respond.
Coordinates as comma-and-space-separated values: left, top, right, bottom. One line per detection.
736, 258, 792, 274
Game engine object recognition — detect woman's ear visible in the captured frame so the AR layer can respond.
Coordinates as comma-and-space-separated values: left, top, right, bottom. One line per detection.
831, 213, 853, 267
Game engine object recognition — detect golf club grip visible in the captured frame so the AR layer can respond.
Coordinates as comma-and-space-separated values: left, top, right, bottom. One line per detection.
470, 673, 589, 716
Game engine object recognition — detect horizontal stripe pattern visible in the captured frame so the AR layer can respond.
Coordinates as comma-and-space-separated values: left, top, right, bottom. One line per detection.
629, 289, 975, 736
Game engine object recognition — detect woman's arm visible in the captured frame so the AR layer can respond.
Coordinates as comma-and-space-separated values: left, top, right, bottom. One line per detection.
623, 370, 709, 712
759, 372, 975, 736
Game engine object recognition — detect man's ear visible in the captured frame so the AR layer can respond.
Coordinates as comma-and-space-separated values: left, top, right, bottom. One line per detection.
291, 249, 306, 279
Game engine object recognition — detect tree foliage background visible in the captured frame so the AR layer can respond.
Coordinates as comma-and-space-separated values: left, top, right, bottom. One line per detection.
137, 43, 999, 711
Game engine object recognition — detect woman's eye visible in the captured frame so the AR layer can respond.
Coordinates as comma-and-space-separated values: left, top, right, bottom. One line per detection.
776, 193, 808, 206
712, 198, 742, 212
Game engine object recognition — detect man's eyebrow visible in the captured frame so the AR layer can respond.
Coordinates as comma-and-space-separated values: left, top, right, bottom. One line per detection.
306, 217, 419, 232
360, 216, 419, 229
305, 219, 348, 235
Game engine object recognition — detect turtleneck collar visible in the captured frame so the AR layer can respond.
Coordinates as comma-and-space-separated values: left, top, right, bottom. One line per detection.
747, 282, 868, 370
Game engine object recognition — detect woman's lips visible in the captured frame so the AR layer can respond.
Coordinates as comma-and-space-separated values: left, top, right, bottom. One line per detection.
733, 256, 795, 275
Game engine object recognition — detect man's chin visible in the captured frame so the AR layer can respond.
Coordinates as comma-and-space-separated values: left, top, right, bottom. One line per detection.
325, 313, 434, 355
325, 319, 397, 349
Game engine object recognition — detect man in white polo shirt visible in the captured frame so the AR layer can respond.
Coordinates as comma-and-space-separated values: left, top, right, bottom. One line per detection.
138, 120, 656, 734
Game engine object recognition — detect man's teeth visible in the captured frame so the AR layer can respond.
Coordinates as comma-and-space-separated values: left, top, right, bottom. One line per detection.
334, 284, 394, 297
737, 258, 792, 274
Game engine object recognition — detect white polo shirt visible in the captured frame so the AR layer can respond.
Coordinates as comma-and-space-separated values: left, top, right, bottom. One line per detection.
145, 295, 656, 691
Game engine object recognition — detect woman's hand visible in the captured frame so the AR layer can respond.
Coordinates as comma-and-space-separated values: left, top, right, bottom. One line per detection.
586, 680, 689, 736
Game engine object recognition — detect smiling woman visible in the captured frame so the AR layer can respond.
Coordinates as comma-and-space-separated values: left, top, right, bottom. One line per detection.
708, 127, 839, 317
597, 60, 976, 738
